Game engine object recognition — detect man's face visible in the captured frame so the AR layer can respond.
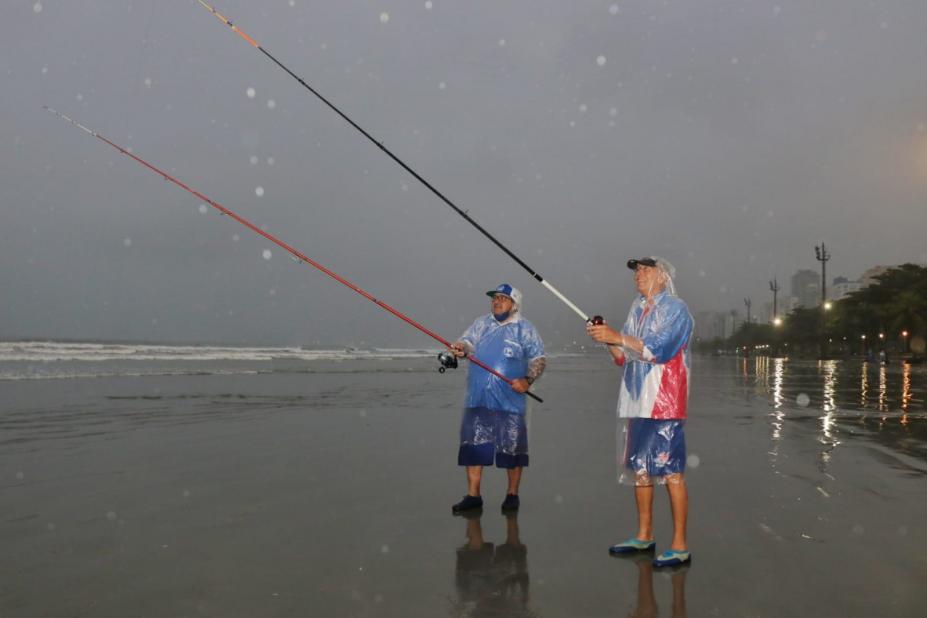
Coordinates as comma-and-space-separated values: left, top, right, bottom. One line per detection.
634, 265, 663, 296
491, 294, 515, 315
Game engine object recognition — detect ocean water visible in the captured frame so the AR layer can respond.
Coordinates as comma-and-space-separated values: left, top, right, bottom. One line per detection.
1, 346, 924, 616
0, 340, 441, 381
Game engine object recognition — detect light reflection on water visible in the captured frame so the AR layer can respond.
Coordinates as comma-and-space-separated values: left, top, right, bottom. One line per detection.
738, 356, 926, 468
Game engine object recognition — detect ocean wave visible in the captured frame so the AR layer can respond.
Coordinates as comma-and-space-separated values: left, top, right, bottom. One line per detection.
0, 341, 437, 363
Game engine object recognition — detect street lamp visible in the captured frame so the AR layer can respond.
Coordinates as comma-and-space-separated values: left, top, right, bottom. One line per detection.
769, 278, 780, 324
824, 301, 833, 311
815, 243, 831, 359
773, 317, 783, 327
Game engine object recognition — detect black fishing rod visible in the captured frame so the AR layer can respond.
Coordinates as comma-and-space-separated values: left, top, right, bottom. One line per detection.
195, 1, 601, 325
43, 106, 542, 402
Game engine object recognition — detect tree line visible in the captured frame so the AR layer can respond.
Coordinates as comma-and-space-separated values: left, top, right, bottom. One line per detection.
695, 264, 927, 358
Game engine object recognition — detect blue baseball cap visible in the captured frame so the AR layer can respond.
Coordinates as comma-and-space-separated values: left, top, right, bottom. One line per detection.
486, 283, 522, 307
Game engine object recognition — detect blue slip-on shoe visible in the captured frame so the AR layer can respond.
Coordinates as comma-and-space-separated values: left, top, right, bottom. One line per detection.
652, 549, 691, 567
451, 495, 483, 515
608, 538, 656, 555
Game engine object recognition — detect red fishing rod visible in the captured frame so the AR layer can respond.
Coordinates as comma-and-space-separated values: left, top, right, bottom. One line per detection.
194, 1, 602, 326
43, 106, 542, 403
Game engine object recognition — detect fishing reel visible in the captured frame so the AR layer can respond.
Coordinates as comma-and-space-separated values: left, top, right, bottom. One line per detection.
437, 350, 459, 373
591, 315, 605, 325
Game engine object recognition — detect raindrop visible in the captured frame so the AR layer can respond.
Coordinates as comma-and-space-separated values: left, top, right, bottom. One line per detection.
106, 511, 117, 521
144, 77, 152, 88
47, 523, 55, 531
698, 269, 706, 278
438, 81, 447, 90
267, 99, 277, 109
289, 0, 296, 6
262, 249, 273, 260
687, 454, 700, 468
731, 57, 739, 64
609, 107, 618, 117
198, 204, 208, 214
898, 525, 908, 536
183, 489, 191, 497
255, 186, 265, 197
596, 55, 607, 66
401, 183, 409, 191
609, 4, 619, 15
246, 87, 256, 99
796, 393, 810, 407
380, 544, 390, 554
554, 494, 564, 503
249, 155, 259, 165
266, 156, 275, 166
123, 237, 132, 247
498, 38, 506, 47
76, 93, 84, 102
425, 1, 433, 9
232, 234, 240, 242
33, 2, 43, 13
852, 524, 864, 535
579, 104, 587, 113
15, 471, 24, 481
41, 66, 48, 75
380, 12, 390, 23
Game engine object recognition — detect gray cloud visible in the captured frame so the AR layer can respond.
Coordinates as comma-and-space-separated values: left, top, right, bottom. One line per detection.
2, 1, 926, 347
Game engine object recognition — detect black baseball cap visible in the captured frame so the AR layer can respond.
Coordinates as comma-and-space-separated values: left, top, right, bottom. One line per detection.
627, 257, 658, 270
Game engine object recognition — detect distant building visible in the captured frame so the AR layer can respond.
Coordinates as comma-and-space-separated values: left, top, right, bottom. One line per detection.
860, 265, 893, 288
831, 276, 862, 300
694, 311, 730, 340
791, 269, 820, 308
759, 300, 774, 323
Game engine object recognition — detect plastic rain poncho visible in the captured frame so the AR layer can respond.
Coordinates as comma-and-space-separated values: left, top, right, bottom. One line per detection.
614, 257, 694, 485
459, 314, 545, 415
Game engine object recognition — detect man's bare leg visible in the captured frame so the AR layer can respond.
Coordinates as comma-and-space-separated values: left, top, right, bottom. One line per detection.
506, 467, 523, 495
665, 475, 688, 551
466, 465, 483, 497
635, 484, 655, 541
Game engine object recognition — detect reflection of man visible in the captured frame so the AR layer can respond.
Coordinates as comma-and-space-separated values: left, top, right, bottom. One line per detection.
587, 257, 694, 568
453, 511, 530, 616
449, 284, 546, 514
614, 551, 689, 618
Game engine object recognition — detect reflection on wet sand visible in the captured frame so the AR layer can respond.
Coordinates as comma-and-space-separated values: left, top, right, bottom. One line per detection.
818, 360, 840, 470
452, 511, 530, 617
753, 356, 927, 468
611, 551, 688, 618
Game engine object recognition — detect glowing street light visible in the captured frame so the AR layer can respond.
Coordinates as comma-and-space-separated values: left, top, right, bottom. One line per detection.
773, 317, 783, 327
902, 330, 909, 353
824, 301, 833, 310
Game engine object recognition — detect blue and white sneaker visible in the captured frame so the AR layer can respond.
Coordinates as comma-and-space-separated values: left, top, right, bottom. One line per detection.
652, 549, 691, 567
608, 538, 656, 555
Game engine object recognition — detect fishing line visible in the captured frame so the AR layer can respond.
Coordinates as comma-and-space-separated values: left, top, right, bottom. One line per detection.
43, 106, 542, 403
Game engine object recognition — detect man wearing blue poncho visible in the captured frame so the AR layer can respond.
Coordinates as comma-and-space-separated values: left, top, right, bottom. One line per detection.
587, 256, 695, 568
448, 284, 546, 515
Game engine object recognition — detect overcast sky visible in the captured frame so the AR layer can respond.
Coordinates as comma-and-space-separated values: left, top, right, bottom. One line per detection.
2, 1, 926, 348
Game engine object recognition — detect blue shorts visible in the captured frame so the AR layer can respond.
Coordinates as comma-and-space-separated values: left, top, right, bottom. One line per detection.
458, 407, 529, 469
623, 418, 686, 482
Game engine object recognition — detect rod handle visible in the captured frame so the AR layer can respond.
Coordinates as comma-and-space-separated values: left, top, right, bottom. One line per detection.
526, 390, 543, 403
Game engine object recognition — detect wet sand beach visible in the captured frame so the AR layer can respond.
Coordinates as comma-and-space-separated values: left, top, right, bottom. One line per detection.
1, 355, 925, 616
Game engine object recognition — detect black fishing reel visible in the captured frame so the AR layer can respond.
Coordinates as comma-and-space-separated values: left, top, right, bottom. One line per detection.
591, 315, 605, 325
437, 350, 459, 373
